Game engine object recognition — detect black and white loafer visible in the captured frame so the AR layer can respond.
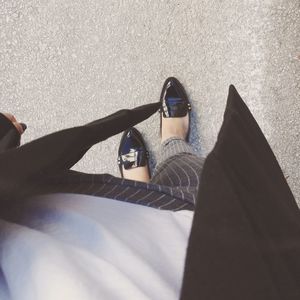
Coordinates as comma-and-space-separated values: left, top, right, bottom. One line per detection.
117, 127, 150, 178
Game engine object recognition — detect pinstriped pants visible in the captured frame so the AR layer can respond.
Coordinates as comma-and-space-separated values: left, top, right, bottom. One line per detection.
37, 138, 205, 211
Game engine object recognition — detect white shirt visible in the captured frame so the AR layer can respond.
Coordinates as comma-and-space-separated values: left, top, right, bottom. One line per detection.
0, 193, 193, 300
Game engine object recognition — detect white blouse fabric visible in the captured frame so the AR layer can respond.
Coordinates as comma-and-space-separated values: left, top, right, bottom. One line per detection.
0, 193, 193, 300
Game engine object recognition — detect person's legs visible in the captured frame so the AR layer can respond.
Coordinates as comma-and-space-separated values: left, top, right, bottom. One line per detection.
32, 77, 204, 211
121, 77, 205, 199
120, 132, 204, 188
150, 76, 205, 193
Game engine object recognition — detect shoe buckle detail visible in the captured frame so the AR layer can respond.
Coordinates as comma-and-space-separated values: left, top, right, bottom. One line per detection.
122, 149, 139, 167
118, 148, 148, 169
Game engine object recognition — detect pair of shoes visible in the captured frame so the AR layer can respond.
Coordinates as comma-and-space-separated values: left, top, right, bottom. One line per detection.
117, 77, 192, 178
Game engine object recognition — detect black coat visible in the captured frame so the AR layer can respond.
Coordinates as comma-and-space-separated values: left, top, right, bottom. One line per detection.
0, 86, 299, 299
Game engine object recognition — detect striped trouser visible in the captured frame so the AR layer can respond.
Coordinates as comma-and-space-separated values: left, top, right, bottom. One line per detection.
36, 137, 205, 211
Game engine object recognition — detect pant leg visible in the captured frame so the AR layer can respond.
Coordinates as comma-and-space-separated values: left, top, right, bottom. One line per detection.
29, 171, 195, 211
151, 137, 205, 187
155, 137, 196, 166
151, 137, 205, 203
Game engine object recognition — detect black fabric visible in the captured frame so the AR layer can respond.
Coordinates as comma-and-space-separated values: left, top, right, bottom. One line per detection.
0, 113, 21, 152
0, 102, 160, 200
180, 85, 300, 300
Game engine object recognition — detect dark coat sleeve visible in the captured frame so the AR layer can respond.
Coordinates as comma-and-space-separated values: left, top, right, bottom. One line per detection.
180, 86, 300, 300
0, 113, 21, 153
0, 102, 161, 198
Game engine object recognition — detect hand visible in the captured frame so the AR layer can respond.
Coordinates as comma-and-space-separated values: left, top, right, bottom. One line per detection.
2, 113, 26, 135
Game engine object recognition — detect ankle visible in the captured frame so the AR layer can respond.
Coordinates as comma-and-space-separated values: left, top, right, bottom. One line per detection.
161, 131, 186, 144
122, 166, 150, 183
161, 115, 189, 143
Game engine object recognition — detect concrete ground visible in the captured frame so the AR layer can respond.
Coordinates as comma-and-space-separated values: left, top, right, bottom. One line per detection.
1, 0, 299, 205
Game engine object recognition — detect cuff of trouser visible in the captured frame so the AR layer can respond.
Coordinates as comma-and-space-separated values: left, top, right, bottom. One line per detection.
161, 137, 186, 147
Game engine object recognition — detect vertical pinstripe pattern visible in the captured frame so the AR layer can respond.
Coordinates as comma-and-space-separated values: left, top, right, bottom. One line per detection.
32, 138, 205, 211
156, 137, 195, 165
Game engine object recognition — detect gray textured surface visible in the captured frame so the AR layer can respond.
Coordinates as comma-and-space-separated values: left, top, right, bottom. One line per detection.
1, 0, 299, 205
